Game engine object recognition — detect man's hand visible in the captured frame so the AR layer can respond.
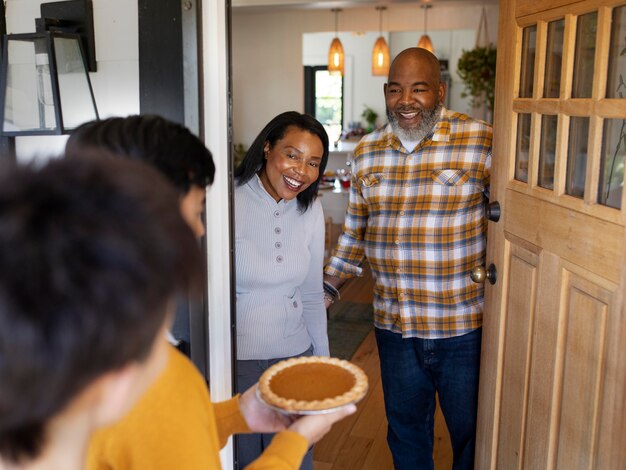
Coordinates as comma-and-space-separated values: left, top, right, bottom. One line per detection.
239, 385, 292, 433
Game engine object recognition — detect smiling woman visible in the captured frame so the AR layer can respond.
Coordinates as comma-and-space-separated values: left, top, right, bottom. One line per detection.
233, 111, 330, 469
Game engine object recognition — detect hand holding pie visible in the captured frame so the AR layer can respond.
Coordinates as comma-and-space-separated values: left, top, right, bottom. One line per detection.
239, 384, 293, 433
288, 403, 357, 445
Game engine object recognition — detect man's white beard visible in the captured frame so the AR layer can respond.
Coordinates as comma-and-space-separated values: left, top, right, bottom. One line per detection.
387, 102, 442, 142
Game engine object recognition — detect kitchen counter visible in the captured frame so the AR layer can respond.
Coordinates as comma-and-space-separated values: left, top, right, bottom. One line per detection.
331, 139, 358, 153
318, 184, 349, 224
321, 140, 359, 225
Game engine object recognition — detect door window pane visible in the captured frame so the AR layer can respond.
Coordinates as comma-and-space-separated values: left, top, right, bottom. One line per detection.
519, 26, 537, 98
606, 5, 626, 98
572, 12, 597, 98
538, 115, 558, 189
544, 19, 565, 98
565, 117, 589, 198
598, 119, 625, 209
515, 113, 531, 182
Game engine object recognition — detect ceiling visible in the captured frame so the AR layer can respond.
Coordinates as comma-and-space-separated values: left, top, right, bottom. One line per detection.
232, 0, 498, 11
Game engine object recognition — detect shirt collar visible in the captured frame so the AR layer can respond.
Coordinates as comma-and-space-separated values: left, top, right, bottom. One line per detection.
431, 107, 451, 143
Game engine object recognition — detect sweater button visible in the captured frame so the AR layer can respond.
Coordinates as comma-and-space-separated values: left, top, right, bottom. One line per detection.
274, 210, 280, 217
274, 227, 281, 234
276, 255, 284, 263
275, 242, 282, 249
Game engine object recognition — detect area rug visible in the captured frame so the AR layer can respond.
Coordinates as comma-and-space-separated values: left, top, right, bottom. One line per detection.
327, 301, 374, 360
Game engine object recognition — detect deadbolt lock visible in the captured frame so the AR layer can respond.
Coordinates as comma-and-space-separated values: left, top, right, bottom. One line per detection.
486, 201, 501, 222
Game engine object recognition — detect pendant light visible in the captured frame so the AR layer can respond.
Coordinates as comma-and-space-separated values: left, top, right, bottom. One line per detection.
417, 4, 434, 53
328, 8, 344, 76
371, 6, 390, 76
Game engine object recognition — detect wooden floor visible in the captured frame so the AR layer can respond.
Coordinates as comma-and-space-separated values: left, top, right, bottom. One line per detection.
314, 264, 453, 469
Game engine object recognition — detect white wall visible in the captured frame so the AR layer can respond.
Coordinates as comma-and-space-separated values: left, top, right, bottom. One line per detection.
303, 31, 387, 133
5, 0, 139, 162
232, 3, 499, 147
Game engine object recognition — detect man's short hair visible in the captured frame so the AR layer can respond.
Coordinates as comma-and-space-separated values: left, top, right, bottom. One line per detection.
65, 114, 215, 194
0, 154, 202, 464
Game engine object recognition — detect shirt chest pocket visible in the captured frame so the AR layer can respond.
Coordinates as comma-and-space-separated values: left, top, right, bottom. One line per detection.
429, 169, 482, 210
358, 173, 390, 207
431, 169, 470, 186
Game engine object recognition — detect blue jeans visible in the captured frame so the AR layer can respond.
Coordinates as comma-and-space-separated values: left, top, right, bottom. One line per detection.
375, 327, 481, 470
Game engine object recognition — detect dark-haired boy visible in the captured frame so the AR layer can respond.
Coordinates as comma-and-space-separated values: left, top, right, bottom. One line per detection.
66, 114, 216, 352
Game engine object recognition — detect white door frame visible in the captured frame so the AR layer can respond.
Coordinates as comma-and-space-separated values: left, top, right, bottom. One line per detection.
201, 1, 234, 469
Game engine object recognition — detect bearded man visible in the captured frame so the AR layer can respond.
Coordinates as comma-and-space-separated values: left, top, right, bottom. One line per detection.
323, 47, 493, 470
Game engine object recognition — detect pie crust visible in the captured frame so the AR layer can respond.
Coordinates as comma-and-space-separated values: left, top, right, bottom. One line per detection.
258, 356, 368, 413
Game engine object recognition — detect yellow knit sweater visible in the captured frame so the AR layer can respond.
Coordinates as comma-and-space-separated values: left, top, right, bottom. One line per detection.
86, 346, 307, 469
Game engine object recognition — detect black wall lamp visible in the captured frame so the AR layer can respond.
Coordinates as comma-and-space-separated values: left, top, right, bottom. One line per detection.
0, 0, 99, 136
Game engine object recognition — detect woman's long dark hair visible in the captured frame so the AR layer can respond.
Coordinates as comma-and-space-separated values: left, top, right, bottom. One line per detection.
235, 111, 329, 212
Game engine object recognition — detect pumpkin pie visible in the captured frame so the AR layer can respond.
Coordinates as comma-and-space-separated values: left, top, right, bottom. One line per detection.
258, 356, 368, 413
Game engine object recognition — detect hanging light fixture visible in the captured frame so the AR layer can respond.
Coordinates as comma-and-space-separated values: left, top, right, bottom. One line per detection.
328, 9, 344, 76
417, 4, 434, 53
371, 6, 390, 76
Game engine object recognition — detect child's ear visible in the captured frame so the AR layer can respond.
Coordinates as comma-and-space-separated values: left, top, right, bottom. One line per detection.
91, 364, 141, 426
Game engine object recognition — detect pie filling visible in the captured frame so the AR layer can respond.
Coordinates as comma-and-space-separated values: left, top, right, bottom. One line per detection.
269, 363, 356, 401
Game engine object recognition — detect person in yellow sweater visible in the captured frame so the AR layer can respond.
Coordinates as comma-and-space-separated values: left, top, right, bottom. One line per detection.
67, 115, 356, 469
87, 344, 353, 469
0, 155, 202, 470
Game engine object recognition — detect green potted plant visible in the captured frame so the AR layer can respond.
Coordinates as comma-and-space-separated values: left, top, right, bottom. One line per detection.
457, 45, 497, 112
361, 105, 378, 133
233, 143, 247, 169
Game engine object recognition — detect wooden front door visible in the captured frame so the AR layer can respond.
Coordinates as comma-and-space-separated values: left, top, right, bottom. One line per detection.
476, 1, 626, 468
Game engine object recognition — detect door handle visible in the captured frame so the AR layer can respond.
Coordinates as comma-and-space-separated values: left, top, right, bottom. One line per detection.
470, 264, 497, 285
486, 201, 500, 222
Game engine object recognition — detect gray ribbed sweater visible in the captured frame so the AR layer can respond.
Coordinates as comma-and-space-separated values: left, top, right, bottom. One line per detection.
234, 175, 329, 360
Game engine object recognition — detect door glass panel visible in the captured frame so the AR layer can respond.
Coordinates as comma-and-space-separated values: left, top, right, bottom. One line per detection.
515, 113, 531, 182
606, 5, 626, 98
572, 12, 597, 98
538, 115, 558, 189
598, 119, 625, 209
544, 19, 565, 98
565, 117, 589, 198
519, 25, 537, 98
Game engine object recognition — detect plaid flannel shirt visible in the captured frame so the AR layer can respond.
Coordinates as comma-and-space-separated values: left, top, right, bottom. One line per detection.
325, 108, 492, 339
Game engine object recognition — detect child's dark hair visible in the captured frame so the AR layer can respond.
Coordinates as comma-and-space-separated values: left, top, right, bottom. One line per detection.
66, 114, 215, 194
234, 111, 329, 211
0, 155, 202, 464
